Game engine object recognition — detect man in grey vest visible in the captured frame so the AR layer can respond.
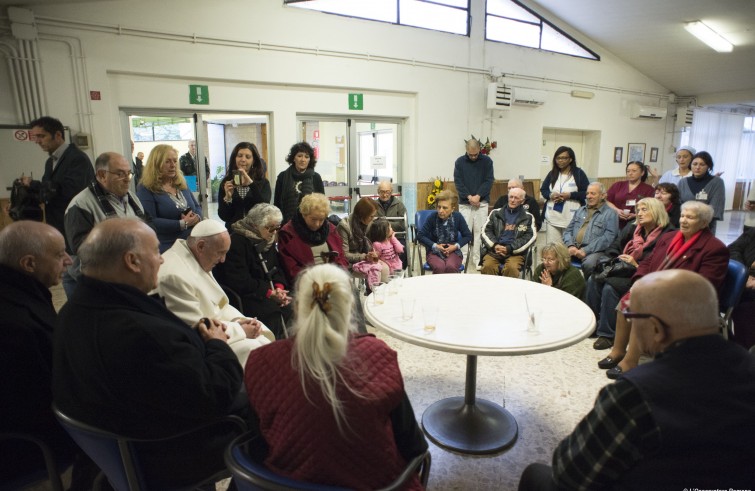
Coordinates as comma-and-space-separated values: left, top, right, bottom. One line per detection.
64, 152, 149, 292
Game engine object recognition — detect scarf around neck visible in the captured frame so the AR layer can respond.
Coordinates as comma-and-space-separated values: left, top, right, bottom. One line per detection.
624, 224, 665, 260
660, 229, 703, 270
291, 211, 329, 246
232, 220, 276, 252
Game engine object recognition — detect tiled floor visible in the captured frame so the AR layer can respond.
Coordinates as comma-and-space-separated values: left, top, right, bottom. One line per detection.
43, 210, 746, 491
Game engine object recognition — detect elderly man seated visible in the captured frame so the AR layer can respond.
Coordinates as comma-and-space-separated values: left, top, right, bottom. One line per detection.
0, 221, 97, 489
480, 187, 536, 277
562, 182, 619, 278
374, 180, 408, 268
157, 219, 274, 366
53, 218, 246, 489
518, 270, 755, 490
493, 178, 542, 231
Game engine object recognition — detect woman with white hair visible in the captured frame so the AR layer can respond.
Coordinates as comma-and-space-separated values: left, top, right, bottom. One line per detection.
244, 264, 428, 489
602, 201, 729, 379
213, 203, 292, 339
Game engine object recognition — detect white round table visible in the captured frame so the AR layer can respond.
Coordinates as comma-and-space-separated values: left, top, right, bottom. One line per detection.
364, 274, 595, 455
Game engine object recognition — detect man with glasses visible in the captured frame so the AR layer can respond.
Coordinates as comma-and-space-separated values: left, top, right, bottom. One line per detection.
64, 152, 149, 295
518, 270, 755, 490
374, 180, 408, 269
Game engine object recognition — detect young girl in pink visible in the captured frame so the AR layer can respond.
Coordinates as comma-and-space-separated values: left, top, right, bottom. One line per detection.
368, 218, 404, 277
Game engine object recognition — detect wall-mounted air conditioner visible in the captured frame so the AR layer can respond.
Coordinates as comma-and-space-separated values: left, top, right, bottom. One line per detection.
675, 107, 694, 128
630, 103, 667, 120
511, 88, 547, 106
487, 83, 512, 110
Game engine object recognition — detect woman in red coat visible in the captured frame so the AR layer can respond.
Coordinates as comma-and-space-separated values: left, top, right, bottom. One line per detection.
277, 193, 349, 284
245, 264, 428, 490
603, 201, 729, 378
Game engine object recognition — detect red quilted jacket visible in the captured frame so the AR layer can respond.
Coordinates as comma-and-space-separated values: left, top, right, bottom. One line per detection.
245, 335, 423, 490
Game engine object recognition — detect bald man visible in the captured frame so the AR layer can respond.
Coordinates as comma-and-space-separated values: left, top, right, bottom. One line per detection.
493, 178, 542, 231
519, 270, 755, 490
0, 222, 80, 484
53, 218, 245, 488
454, 138, 495, 269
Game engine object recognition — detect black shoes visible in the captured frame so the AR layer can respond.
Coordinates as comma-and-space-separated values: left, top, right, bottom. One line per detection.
606, 366, 623, 379
597, 355, 623, 370
593, 336, 614, 350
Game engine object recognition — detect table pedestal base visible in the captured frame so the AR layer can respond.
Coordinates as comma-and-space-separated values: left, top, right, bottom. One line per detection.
422, 396, 518, 455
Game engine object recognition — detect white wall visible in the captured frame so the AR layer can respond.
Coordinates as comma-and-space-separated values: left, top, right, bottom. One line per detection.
0, 0, 675, 197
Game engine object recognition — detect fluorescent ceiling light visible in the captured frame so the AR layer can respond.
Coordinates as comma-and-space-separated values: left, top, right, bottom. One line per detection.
684, 21, 733, 53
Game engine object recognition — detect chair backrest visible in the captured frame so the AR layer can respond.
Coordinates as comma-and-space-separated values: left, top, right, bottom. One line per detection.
721, 259, 748, 314
53, 406, 139, 491
225, 432, 430, 491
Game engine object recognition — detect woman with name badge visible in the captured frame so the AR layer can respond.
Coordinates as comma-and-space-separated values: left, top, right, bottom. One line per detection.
677, 151, 725, 235
540, 146, 590, 245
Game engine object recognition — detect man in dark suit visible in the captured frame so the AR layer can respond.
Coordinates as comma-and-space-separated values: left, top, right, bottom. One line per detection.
27, 116, 94, 298
27, 116, 94, 239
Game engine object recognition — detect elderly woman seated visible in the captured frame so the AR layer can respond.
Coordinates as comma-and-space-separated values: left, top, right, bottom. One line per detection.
244, 264, 428, 489
532, 242, 585, 298
417, 190, 472, 274
213, 203, 293, 340
587, 197, 675, 354
602, 201, 729, 379
278, 193, 349, 284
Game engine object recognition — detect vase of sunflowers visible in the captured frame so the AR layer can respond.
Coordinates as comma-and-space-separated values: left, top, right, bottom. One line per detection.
426, 177, 444, 209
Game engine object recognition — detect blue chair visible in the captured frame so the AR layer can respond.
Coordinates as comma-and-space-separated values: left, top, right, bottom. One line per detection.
721, 259, 748, 339
225, 432, 431, 491
54, 405, 245, 491
411, 210, 469, 275
0, 433, 67, 491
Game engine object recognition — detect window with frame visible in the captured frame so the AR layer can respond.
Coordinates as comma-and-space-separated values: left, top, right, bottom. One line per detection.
284, 0, 470, 36
485, 0, 598, 60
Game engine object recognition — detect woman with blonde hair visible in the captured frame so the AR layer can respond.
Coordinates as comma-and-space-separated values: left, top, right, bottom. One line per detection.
532, 242, 585, 298
245, 264, 428, 489
137, 144, 201, 252
277, 193, 349, 283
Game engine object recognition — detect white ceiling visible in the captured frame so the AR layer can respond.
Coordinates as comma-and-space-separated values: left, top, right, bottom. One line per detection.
3, 0, 754, 108
527, 0, 755, 108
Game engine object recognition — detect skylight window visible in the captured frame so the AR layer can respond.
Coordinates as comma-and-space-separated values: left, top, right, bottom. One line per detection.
285, 0, 469, 36
486, 0, 599, 60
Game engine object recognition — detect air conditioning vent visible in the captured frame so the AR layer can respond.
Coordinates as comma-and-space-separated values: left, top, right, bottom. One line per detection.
675, 107, 694, 128
630, 103, 667, 120
511, 88, 547, 106
487, 83, 512, 110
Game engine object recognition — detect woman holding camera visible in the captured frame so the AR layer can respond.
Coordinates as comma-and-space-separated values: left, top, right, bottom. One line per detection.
218, 142, 271, 231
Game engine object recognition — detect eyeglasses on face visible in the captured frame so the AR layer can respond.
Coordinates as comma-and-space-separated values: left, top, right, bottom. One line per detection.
106, 170, 134, 180
621, 308, 669, 329
265, 224, 281, 232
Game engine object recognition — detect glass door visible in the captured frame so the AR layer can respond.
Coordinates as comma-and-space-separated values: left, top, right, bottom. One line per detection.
298, 117, 401, 215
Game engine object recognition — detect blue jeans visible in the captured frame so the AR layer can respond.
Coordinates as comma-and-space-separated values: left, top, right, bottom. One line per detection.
62, 268, 77, 300
585, 276, 621, 339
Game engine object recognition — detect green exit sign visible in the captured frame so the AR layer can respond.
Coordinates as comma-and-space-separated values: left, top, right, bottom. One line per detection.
189, 85, 209, 105
348, 93, 363, 110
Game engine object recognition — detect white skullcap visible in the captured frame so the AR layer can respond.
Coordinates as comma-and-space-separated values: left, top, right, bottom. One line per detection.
190, 219, 226, 238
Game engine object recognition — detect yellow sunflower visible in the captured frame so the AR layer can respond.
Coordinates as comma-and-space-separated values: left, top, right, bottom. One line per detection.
427, 194, 436, 205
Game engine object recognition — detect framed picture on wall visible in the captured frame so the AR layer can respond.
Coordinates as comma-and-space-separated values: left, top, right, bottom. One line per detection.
627, 143, 646, 163
613, 147, 623, 163
649, 147, 659, 162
